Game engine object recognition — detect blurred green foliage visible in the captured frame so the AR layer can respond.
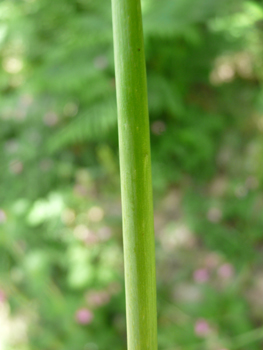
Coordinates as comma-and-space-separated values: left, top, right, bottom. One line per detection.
1, 0, 263, 349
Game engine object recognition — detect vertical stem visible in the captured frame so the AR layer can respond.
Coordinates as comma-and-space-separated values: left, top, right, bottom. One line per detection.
111, 1, 158, 350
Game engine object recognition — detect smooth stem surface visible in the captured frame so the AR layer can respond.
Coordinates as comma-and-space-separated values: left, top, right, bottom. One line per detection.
111, 1, 158, 350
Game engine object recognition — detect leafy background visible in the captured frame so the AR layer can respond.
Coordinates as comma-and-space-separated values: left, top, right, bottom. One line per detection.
1, 0, 263, 349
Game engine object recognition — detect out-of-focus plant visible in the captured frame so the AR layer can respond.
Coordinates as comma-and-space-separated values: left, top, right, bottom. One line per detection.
1, 0, 263, 349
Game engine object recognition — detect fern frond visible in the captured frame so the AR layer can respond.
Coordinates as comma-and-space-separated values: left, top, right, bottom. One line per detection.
47, 98, 117, 153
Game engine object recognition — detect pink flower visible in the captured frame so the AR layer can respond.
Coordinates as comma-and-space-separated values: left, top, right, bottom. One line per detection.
73, 184, 88, 197
207, 207, 222, 223
151, 120, 166, 135
193, 268, 209, 283
9, 160, 23, 174
43, 112, 58, 127
84, 231, 99, 245
204, 253, 220, 270
218, 263, 234, 279
97, 226, 112, 241
75, 308, 93, 325
85, 290, 110, 308
94, 56, 108, 70
0, 290, 6, 303
194, 318, 211, 337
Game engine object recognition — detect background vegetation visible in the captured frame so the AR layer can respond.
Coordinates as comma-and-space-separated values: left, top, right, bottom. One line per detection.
1, 0, 263, 349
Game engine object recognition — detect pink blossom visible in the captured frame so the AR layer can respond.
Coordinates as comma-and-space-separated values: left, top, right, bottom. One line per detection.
97, 226, 112, 241
85, 290, 110, 307
9, 160, 23, 174
43, 112, 58, 127
5, 139, 19, 153
204, 253, 220, 270
218, 263, 234, 279
194, 318, 211, 337
207, 207, 222, 223
193, 268, 209, 283
84, 231, 99, 245
0, 290, 6, 303
73, 184, 88, 197
94, 56, 108, 70
20, 94, 33, 107
40, 159, 53, 171
151, 120, 166, 135
75, 308, 93, 325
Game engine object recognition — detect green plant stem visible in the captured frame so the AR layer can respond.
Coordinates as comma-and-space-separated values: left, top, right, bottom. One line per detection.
111, 1, 158, 349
